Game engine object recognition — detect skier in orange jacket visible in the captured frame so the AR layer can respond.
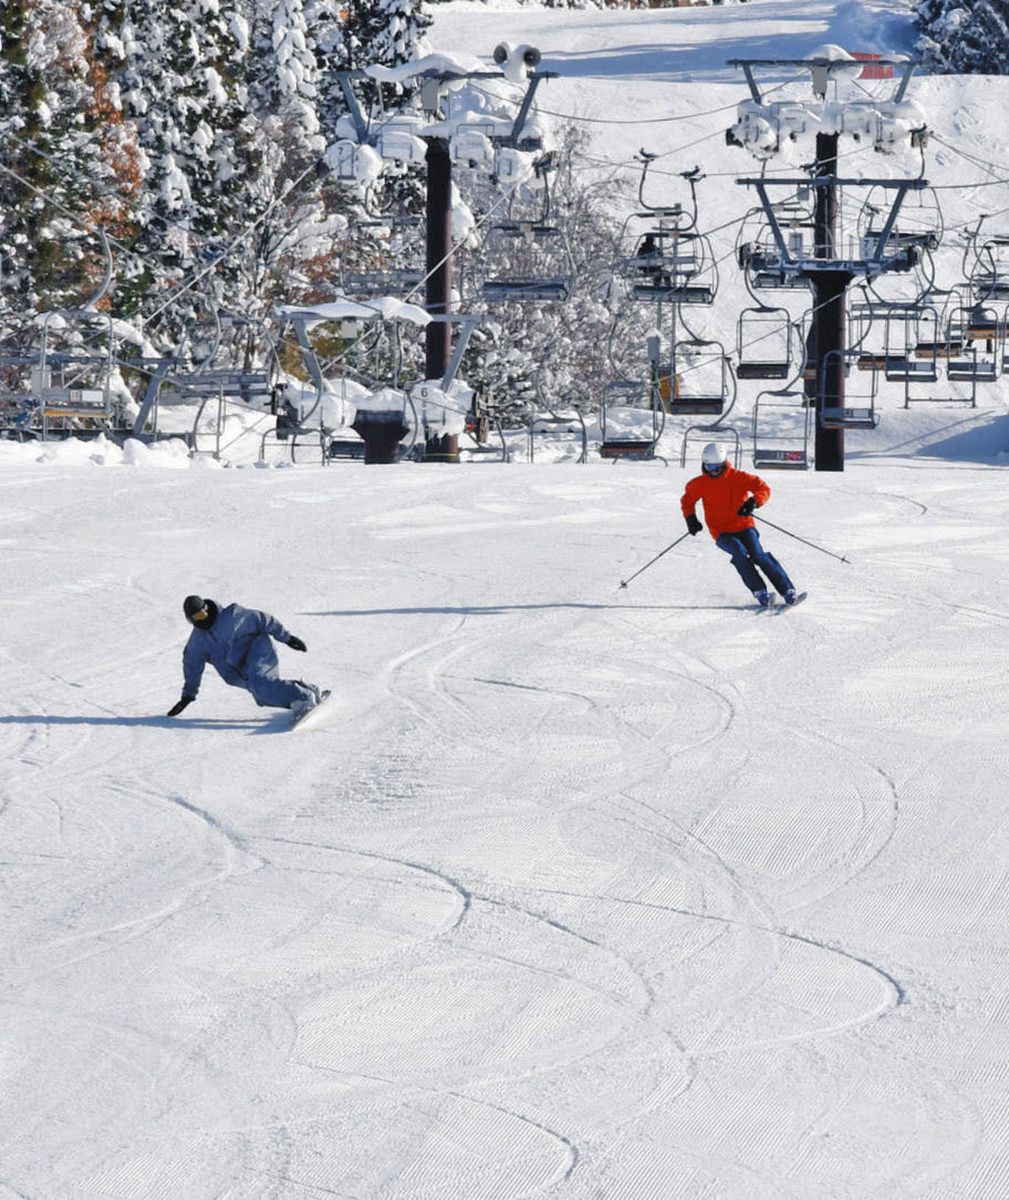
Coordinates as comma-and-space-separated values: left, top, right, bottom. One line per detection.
681, 442, 799, 608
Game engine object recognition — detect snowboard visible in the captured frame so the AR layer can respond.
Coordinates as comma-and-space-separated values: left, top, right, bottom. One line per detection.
289, 689, 333, 731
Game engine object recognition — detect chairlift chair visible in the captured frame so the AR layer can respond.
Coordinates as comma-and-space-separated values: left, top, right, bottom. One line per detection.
623, 225, 716, 305
752, 385, 812, 470
35, 309, 118, 440
969, 234, 1009, 302
482, 221, 575, 304
877, 304, 941, 408
341, 269, 425, 298
527, 409, 588, 463
818, 349, 879, 430
736, 306, 795, 380
598, 380, 664, 462
946, 304, 1001, 383
340, 210, 425, 299
681, 424, 741, 470
738, 199, 816, 294
666, 338, 733, 416
857, 186, 943, 262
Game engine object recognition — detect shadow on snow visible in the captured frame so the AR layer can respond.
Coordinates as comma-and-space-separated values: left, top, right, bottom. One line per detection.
0, 714, 288, 734
305, 602, 749, 617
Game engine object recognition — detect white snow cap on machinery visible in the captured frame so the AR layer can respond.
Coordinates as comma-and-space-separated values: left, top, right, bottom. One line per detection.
702, 441, 728, 466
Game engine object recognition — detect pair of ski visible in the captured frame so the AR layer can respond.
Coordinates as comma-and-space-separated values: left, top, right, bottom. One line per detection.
755, 591, 808, 614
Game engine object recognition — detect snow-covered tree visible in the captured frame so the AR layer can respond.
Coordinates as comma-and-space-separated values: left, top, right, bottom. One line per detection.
0, 0, 136, 321
457, 127, 651, 425
916, 0, 1009, 73
236, 0, 349, 327
250, 0, 322, 159
113, 0, 258, 340
369, 0, 432, 74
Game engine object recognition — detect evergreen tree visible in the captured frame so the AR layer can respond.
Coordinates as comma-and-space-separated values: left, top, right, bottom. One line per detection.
369, 0, 432, 74
916, 0, 1009, 73
0, 0, 131, 322
241, 0, 344, 322
115, 0, 255, 341
250, 0, 322, 159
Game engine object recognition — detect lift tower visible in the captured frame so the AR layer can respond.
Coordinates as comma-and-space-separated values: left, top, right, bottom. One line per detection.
728, 51, 930, 471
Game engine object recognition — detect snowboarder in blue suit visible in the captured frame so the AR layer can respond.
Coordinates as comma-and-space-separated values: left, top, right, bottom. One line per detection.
167, 595, 322, 719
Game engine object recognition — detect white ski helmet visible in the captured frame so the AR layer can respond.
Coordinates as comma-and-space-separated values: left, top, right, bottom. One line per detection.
701, 441, 728, 467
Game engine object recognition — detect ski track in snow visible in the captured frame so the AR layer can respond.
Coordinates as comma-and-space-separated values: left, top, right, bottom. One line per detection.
351, 559, 923, 1193
5, 458, 990, 1197
9, 5, 1009, 1186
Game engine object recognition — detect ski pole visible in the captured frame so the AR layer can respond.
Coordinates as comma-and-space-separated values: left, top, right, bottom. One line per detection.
754, 515, 851, 564
619, 531, 692, 589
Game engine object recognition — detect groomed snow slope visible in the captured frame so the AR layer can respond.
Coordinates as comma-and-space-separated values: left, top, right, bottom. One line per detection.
6, 0, 1009, 1196
2, 444, 1008, 1199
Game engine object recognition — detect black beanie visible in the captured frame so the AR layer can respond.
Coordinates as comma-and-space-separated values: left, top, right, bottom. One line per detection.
183, 595, 218, 628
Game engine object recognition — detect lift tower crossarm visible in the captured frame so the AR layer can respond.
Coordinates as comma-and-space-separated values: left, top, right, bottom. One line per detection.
741, 178, 928, 276
727, 57, 918, 104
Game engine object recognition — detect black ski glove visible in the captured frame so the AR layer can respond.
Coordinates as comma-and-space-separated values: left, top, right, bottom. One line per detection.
167, 695, 195, 717
287, 636, 307, 652
737, 497, 758, 517
685, 512, 703, 536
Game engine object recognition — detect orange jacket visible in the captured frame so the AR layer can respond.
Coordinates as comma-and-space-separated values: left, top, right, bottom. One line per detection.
681, 465, 771, 540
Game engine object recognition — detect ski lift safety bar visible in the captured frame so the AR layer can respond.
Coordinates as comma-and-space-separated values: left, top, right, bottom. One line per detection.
727, 57, 918, 104
738, 177, 930, 272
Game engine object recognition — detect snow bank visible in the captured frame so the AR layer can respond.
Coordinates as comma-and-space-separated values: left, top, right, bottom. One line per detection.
0, 434, 197, 469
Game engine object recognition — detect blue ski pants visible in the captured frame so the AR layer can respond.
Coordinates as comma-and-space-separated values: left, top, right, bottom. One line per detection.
716, 527, 794, 596
242, 635, 314, 709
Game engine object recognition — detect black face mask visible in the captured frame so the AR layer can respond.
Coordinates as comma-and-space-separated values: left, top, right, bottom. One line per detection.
702, 462, 727, 477
189, 600, 218, 630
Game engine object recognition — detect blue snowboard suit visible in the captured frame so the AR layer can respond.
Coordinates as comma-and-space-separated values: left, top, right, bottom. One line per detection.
182, 603, 314, 710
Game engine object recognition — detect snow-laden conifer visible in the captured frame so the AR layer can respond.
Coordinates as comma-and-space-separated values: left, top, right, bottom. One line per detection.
0, 0, 135, 321
916, 0, 1009, 73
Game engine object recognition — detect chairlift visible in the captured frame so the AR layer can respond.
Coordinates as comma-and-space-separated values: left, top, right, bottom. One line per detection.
340, 211, 425, 300
460, 411, 509, 462
527, 409, 588, 463
623, 226, 717, 305
736, 306, 795, 380
848, 300, 939, 389
598, 380, 665, 462
667, 338, 734, 416
818, 349, 879, 430
874, 302, 942, 403
22, 230, 124, 440
943, 304, 1000, 406
482, 220, 576, 303
857, 186, 943, 261
681, 424, 741, 470
738, 231, 811, 293
947, 304, 1001, 376
737, 197, 815, 295
752, 386, 812, 470
635, 153, 702, 225
34, 309, 118, 440
967, 230, 1009, 302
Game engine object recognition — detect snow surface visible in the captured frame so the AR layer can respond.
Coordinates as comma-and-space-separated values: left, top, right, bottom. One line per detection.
6, 1, 1009, 1196
5, 442, 1008, 1199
